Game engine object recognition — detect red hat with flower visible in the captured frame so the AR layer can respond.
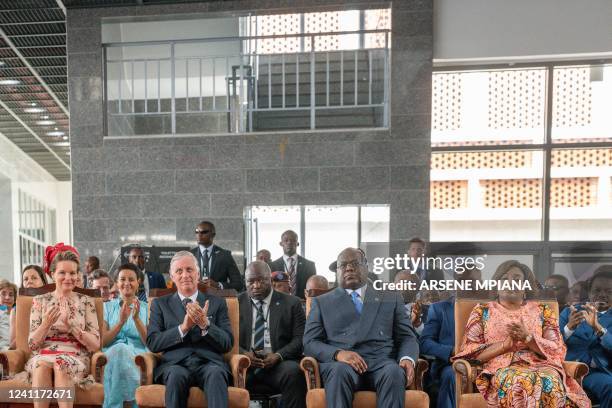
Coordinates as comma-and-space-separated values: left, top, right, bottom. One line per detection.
43, 243, 80, 276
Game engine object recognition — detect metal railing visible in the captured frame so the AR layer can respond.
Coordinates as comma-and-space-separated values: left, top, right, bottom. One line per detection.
103, 29, 390, 135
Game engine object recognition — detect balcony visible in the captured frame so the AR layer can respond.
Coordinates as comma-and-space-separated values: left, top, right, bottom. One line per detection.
103, 30, 390, 136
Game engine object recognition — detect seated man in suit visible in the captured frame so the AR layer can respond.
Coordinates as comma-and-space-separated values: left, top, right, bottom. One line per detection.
190, 220, 244, 291
147, 250, 233, 408
560, 267, 611, 407
304, 247, 418, 408
269, 230, 316, 299
128, 246, 167, 300
239, 261, 307, 408
419, 267, 481, 408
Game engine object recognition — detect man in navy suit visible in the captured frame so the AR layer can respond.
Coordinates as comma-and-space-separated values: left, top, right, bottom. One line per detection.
560, 268, 611, 407
303, 248, 418, 408
147, 250, 233, 408
128, 246, 167, 300
420, 267, 481, 408
190, 221, 244, 291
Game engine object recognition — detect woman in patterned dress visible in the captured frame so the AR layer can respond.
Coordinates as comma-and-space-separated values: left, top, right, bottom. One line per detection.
101, 263, 148, 408
24, 244, 100, 408
452, 260, 590, 408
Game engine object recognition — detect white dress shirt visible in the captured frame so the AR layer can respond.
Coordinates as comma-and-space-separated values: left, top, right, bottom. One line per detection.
345, 285, 415, 367
283, 254, 298, 272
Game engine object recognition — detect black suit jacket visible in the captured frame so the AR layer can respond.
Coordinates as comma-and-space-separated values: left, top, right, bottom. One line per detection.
146, 291, 233, 381
238, 290, 305, 361
190, 246, 244, 291
268, 255, 316, 300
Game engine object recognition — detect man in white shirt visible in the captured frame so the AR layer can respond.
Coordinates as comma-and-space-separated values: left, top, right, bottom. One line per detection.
304, 248, 419, 408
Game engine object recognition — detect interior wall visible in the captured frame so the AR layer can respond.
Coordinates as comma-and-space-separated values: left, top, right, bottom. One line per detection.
434, 0, 612, 61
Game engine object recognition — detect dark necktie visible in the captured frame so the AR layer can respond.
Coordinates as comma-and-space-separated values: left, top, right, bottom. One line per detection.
182, 297, 193, 309
253, 300, 265, 351
201, 249, 210, 278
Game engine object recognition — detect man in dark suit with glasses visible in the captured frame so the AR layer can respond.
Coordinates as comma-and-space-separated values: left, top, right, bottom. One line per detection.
190, 220, 244, 291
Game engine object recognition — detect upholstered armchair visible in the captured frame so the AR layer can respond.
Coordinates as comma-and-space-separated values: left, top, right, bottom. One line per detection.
134, 287, 250, 408
452, 296, 589, 408
0, 284, 107, 407
300, 290, 430, 408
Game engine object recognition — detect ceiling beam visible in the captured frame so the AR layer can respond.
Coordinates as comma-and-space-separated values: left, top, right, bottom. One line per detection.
0, 98, 70, 171
0, 27, 69, 116
55, 0, 67, 15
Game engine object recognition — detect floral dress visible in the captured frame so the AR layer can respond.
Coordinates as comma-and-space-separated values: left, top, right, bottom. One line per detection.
22, 292, 100, 388
452, 301, 590, 408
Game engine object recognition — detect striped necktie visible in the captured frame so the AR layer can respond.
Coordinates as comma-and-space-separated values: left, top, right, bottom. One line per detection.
287, 257, 297, 296
253, 300, 265, 351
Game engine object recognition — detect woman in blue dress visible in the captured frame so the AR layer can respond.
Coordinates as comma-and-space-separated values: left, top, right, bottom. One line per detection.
102, 263, 148, 408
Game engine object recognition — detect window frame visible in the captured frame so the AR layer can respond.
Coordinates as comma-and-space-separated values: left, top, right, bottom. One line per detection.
431, 58, 612, 279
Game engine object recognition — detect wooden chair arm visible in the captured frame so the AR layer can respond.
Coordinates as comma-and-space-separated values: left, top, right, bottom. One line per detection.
229, 354, 250, 389
135, 352, 161, 386
300, 357, 321, 391
410, 358, 429, 391
562, 361, 589, 385
452, 358, 476, 395
90, 351, 107, 383
0, 350, 26, 376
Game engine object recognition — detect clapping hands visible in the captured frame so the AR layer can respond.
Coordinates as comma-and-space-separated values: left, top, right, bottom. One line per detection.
186, 300, 210, 330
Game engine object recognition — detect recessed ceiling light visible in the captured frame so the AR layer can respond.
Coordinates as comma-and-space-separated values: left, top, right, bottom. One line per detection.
36, 120, 56, 126
0, 79, 20, 85
30, 103, 37, 106
41, 115, 49, 119
62, 136, 68, 140
24, 107, 45, 113
47, 131, 64, 137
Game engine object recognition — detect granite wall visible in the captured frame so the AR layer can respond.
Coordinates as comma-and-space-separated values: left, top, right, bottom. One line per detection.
67, 0, 433, 271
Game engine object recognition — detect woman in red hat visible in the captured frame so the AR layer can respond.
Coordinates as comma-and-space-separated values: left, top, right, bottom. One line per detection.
19, 243, 100, 408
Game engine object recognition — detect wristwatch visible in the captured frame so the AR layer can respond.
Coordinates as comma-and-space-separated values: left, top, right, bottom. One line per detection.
596, 327, 607, 337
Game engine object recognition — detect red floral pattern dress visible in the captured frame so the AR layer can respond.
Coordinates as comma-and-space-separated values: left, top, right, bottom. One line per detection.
452, 301, 590, 408
21, 292, 99, 388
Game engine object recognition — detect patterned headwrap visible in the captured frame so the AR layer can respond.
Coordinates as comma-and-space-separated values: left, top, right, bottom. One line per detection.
43, 242, 80, 276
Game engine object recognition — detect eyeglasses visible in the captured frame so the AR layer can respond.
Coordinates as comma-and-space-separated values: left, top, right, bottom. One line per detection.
337, 260, 366, 270
195, 229, 211, 234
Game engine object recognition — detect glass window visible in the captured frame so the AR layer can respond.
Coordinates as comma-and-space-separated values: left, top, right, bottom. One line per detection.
432, 68, 547, 148
430, 150, 544, 241
549, 148, 612, 240
552, 64, 612, 144
245, 204, 390, 282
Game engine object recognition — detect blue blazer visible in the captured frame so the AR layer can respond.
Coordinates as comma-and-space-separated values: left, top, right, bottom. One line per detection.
146, 291, 233, 381
303, 285, 419, 370
420, 297, 455, 377
145, 270, 167, 289
559, 307, 612, 374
